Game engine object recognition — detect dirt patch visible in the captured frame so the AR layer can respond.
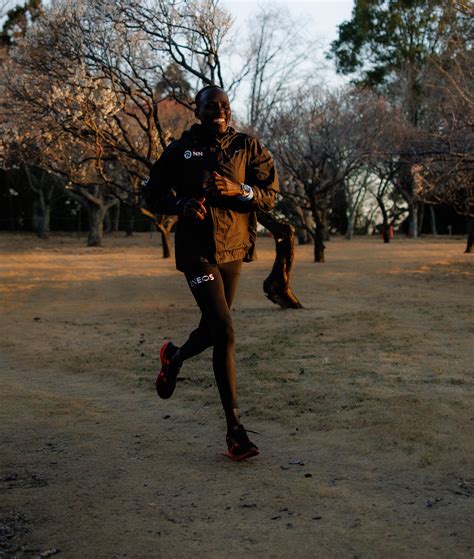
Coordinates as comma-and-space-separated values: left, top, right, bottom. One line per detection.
1, 233, 473, 558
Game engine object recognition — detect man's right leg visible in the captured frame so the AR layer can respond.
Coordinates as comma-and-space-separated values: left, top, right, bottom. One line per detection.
157, 262, 239, 405
177, 315, 212, 362
157, 264, 221, 399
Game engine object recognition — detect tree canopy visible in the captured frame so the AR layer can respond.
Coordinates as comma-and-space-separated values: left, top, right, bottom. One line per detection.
329, 0, 473, 125
0, 0, 42, 46
331, 0, 471, 86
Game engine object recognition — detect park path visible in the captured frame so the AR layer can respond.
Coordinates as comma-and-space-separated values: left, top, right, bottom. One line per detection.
1, 235, 473, 558
2, 353, 473, 559
1, 354, 341, 558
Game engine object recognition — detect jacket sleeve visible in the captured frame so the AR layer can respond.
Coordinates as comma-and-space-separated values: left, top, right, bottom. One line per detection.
245, 138, 279, 212
140, 142, 186, 215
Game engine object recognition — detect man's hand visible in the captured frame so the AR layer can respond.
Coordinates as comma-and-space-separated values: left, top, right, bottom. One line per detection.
204, 171, 242, 197
182, 197, 207, 221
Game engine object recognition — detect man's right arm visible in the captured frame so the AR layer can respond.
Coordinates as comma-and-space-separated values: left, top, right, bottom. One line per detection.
140, 144, 184, 215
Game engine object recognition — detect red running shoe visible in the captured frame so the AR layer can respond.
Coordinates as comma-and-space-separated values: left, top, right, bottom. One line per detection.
156, 341, 181, 399
225, 424, 259, 461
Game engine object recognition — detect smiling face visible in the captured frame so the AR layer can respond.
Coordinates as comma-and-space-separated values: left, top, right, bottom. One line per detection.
195, 87, 231, 136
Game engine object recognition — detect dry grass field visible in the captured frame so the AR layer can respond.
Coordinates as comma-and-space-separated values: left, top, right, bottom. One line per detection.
1, 232, 473, 559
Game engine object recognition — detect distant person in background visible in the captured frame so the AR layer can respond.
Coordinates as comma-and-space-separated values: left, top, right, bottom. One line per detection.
142, 85, 279, 460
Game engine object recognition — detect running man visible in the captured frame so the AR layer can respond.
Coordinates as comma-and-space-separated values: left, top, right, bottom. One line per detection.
142, 85, 279, 460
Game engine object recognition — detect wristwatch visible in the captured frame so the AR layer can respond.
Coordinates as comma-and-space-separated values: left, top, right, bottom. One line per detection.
240, 183, 253, 198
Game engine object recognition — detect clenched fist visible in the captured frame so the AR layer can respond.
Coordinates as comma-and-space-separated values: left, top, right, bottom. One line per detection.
204, 171, 242, 197
182, 197, 207, 221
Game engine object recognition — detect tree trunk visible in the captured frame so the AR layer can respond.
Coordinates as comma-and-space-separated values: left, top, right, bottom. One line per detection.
126, 213, 134, 236
465, 219, 473, 254
32, 199, 41, 236
417, 203, 425, 236
429, 205, 437, 236
156, 225, 172, 258
7, 186, 16, 231
32, 192, 51, 239
153, 215, 177, 258
113, 202, 120, 232
103, 208, 112, 234
162, 232, 171, 258
313, 209, 326, 262
257, 210, 302, 309
87, 203, 106, 247
382, 216, 390, 244
39, 203, 51, 239
376, 196, 390, 243
345, 214, 355, 240
314, 229, 326, 262
294, 207, 311, 244
24, 166, 55, 239
297, 229, 310, 245
104, 199, 119, 233
77, 206, 82, 238
408, 203, 418, 238
124, 204, 134, 236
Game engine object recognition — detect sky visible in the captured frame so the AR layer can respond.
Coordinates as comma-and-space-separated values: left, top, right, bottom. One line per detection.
221, 0, 354, 116
222, 0, 354, 72
223, 0, 353, 45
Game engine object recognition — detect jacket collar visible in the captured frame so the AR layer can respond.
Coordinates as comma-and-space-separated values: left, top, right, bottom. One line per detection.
184, 123, 237, 149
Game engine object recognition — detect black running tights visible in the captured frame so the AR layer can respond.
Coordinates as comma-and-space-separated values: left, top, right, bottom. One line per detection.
179, 260, 242, 423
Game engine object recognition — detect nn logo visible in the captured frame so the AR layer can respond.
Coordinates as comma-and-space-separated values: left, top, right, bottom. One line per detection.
184, 150, 204, 159
189, 274, 215, 287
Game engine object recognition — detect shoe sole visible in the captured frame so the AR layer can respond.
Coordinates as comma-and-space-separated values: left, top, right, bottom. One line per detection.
156, 341, 176, 399
224, 447, 260, 461
159, 341, 170, 366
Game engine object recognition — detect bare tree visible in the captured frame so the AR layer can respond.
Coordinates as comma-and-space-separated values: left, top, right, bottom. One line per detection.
1, 0, 197, 247
408, 34, 473, 249
269, 88, 397, 261
240, 5, 315, 135
415, 154, 474, 250
344, 168, 372, 240
0, 134, 61, 238
114, 0, 232, 95
364, 160, 409, 242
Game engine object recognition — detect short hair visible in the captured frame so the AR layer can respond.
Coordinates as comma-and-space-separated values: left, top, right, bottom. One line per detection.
195, 85, 225, 108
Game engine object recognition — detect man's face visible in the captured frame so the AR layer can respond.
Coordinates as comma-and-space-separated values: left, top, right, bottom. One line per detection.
196, 88, 231, 135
